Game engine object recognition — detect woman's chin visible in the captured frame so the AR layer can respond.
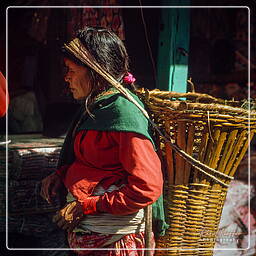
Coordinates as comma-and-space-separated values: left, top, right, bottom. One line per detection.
71, 90, 90, 100
71, 92, 79, 100
74, 93, 90, 100
74, 94, 86, 101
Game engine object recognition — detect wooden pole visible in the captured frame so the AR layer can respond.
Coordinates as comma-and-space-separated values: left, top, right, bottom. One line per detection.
145, 205, 153, 256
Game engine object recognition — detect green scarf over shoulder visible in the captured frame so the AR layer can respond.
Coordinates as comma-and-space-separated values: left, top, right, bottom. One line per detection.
58, 89, 168, 237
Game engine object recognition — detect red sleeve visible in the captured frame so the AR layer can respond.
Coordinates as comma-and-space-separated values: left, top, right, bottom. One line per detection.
82, 132, 163, 215
0, 72, 8, 117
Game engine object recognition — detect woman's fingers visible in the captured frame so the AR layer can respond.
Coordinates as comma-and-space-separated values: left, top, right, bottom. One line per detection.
67, 219, 80, 232
52, 211, 62, 223
40, 174, 60, 203
59, 213, 80, 231
53, 210, 69, 230
62, 221, 73, 231
65, 201, 76, 216
56, 216, 68, 229
51, 180, 61, 197
40, 177, 51, 202
52, 201, 84, 231
53, 207, 72, 230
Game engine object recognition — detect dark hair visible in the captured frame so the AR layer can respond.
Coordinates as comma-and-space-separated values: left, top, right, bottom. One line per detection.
62, 26, 131, 105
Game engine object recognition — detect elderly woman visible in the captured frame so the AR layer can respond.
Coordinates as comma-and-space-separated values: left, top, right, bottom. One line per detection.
40, 26, 164, 255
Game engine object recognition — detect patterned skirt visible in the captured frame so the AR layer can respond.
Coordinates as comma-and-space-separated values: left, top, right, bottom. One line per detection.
68, 231, 155, 256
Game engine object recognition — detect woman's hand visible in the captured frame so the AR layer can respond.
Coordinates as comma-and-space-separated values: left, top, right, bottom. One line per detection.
52, 201, 84, 232
40, 173, 64, 204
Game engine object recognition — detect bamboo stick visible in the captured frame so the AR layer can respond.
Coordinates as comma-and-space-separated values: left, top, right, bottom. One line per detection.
184, 124, 195, 184
224, 130, 247, 176
144, 205, 153, 256
201, 129, 221, 184
143, 89, 223, 103
229, 130, 256, 177
209, 131, 227, 170
198, 127, 209, 163
165, 120, 174, 185
195, 127, 209, 182
217, 130, 239, 173
205, 129, 221, 166
149, 96, 252, 115
175, 121, 186, 184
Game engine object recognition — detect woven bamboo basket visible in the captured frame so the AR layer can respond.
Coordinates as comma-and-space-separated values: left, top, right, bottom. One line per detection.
135, 88, 256, 256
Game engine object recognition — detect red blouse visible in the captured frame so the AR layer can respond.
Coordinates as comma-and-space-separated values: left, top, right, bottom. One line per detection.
56, 130, 163, 216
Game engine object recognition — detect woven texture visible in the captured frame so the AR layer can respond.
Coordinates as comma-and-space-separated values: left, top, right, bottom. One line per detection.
135, 89, 256, 256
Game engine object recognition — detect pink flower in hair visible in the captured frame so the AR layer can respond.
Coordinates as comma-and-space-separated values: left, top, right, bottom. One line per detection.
123, 72, 136, 84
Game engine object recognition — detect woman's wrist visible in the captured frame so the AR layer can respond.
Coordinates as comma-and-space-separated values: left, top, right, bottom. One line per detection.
54, 171, 62, 179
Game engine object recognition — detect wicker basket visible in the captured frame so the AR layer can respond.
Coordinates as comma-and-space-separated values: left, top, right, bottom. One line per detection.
135, 88, 256, 256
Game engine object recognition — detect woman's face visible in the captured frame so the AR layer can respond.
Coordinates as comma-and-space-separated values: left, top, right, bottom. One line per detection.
64, 58, 92, 100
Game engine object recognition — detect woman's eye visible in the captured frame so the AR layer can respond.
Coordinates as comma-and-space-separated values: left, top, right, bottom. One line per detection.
63, 66, 68, 74
67, 69, 75, 74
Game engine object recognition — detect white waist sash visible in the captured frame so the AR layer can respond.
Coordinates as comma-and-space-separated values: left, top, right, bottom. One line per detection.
67, 184, 145, 235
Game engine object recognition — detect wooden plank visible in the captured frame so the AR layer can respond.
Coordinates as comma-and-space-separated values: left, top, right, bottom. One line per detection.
175, 121, 186, 184
184, 123, 195, 184
217, 129, 238, 173
224, 130, 247, 175
165, 120, 175, 185
209, 131, 227, 169
229, 130, 256, 177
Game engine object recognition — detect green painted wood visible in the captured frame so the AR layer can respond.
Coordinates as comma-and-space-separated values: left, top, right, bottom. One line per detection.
157, 0, 190, 93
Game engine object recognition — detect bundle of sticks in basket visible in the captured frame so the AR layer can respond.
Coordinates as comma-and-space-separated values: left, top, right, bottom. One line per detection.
135, 88, 256, 256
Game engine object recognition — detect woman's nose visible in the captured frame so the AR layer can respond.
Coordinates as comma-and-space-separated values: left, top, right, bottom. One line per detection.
64, 75, 70, 83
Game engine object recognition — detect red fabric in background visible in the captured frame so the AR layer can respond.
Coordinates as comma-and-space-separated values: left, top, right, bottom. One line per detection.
0, 71, 8, 117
